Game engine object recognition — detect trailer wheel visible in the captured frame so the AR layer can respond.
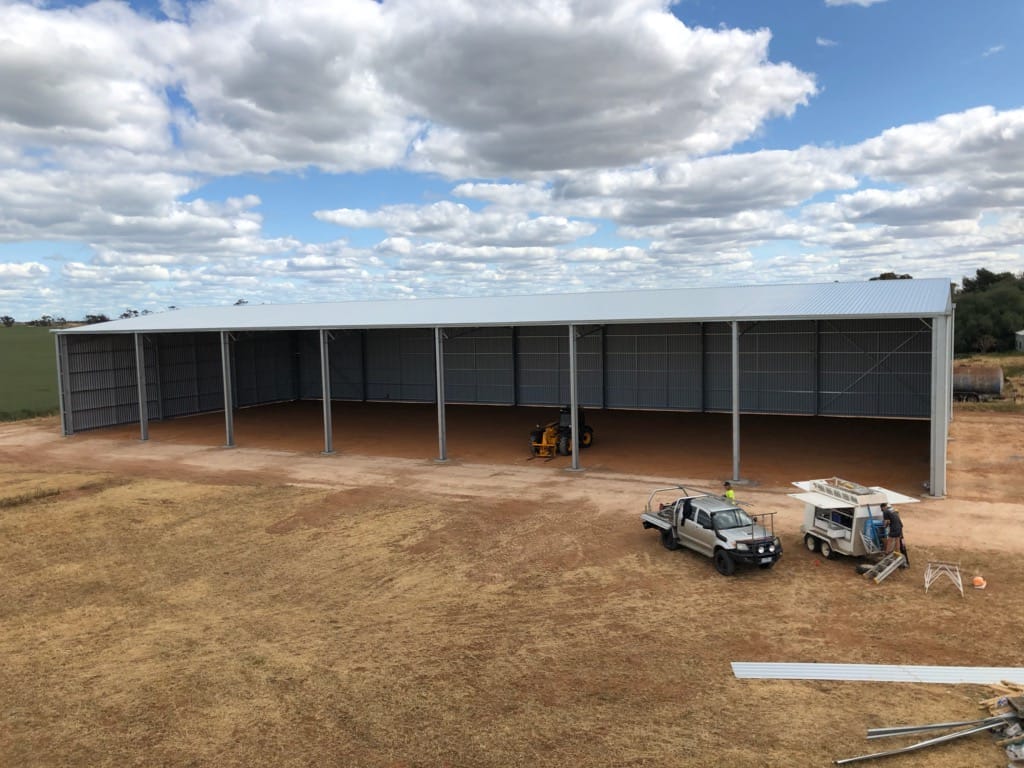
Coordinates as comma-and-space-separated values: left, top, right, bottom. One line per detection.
660, 528, 680, 551
713, 549, 736, 576
820, 539, 834, 559
804, 534, 819, 553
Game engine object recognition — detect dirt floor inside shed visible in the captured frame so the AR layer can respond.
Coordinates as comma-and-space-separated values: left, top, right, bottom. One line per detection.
92, 400, 935, 492
0, 409, 1022, 767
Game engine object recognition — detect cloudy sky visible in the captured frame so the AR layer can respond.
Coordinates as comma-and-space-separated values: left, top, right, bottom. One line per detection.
1, 0, 1022, 319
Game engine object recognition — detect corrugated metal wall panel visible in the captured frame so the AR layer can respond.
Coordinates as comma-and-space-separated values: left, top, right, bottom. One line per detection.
156, 333, 223, 418
65, 334, 138, 430
516, 327, 564, 405
365, 328, 435, 401
738, 320, 817, 414
195, 335, 225, 413
296, 330, 366, 400
443, 327, 515, 404
702, 323, 733, 411
515, 326, 602, 407
233, 331, 297, 407
144, 337, 160, 420
60, 316, 934, 433
604, 323, 701, 409
818, 319, 931, 417
576, 327, 603, 407
330, 330, 365, 400
296, 331, 321, 399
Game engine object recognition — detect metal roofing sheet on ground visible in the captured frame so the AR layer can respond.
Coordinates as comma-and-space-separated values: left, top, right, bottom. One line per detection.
732, 662, 1024, 684
57, 278, 953, 335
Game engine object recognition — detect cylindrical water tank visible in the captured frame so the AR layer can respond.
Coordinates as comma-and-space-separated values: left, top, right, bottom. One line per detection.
952, 363, 1004, 396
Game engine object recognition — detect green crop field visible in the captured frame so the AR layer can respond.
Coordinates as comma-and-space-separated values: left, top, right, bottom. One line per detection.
0, 326, 59, 420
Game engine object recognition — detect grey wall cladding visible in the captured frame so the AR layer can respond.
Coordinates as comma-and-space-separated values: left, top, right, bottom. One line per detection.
59, 316, 935, 432
443, 327, 514, 404
364, 328, 435, 401
233, 331, 298, 407
298, 329, 435, 402
604, 323, 702, 409
515, 326, 602, 407
297, 330, 365, 400
154, 333, 224, 418
65, 334, 138, 430
818, 319, 931, 417
703, 321, 818, 414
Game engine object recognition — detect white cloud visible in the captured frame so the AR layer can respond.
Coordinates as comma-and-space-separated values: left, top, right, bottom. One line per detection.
0, 261, 49, 279
825, 0, 887, 7
383, 0, 816, 174
0, 2, 184, 153
983, 45, 1005, 58
816, 37, 837, 47
0, 0, 1021, 318
316, 201, 597, 247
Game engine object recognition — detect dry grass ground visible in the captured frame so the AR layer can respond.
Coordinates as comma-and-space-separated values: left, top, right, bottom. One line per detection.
1, 412, 1022, 767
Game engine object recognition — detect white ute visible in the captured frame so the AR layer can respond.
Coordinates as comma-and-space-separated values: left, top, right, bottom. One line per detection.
640, 486, 782, 576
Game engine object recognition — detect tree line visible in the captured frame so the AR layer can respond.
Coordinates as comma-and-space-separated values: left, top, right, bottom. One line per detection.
951, 268, 1024, 353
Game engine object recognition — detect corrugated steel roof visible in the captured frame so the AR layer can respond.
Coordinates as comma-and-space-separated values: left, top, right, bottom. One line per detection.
732, 662, 1024, 684
57, 278, 953, 335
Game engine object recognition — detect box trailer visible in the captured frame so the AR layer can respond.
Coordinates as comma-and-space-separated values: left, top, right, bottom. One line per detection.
791, 477, 918, 560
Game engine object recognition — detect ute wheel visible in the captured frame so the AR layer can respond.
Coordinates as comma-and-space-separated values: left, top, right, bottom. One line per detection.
713, 549, 736, 576
804, 534, 819, 553
580, 426, 594, 448
660, 528, 680, 550
820, 539, 834, 559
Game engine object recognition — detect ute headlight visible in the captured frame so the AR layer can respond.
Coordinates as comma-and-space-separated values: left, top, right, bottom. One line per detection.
736, 542, 749, 551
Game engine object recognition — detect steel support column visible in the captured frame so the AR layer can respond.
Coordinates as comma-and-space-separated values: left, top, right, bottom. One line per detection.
948, 305, 955, 423
320, 329, 334, 455
54, 334, 72, 436
134, 333, 149, 441
731, 320, 740, 482
220, 331, 235, 447
929, 315, 951, 497
435, 327, 448, 462
569, 324, 581, 471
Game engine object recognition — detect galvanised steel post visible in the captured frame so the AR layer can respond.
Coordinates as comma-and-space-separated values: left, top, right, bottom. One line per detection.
220, 330, 234, 447
731, 320, 740, 482
929, 314, 950, 497
54, 333, 72, 437
320, 328, 334, 455
569, 324, 580, 471
134, 333, 149, 441
435, 327, 447, 462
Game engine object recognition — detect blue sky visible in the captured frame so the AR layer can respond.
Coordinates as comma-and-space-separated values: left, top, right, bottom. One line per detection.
1, 0, 1022, 319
